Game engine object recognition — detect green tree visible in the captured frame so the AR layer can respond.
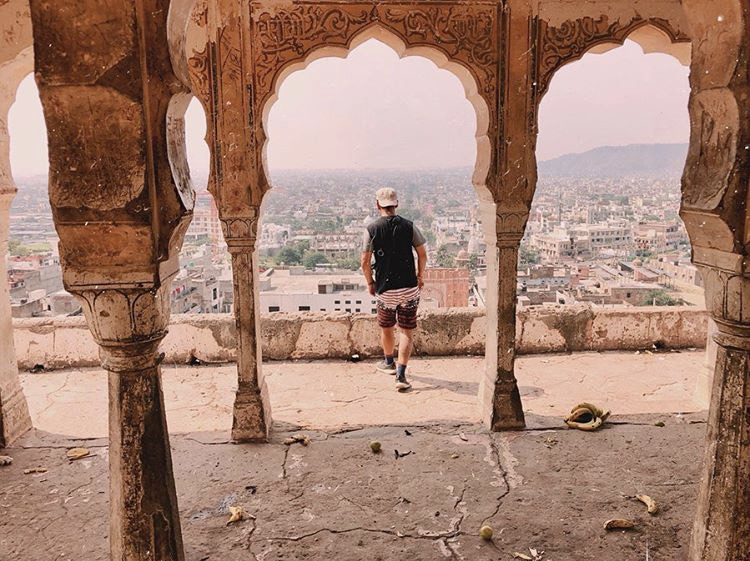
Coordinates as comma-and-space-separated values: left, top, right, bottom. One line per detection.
436, 245, 455, 267
276, 245, 303, 265
302, 252, 328, 269
519, 246, 539, 265
467, 253, 480, 271
334, 256, 361, 271
644, 289, 681, 306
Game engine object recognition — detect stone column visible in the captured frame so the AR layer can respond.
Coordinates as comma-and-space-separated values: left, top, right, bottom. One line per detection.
0, 191, 32, 447
479, 208, 526, 430
0, 41, 33, 447
223, 215, 271, 442
690, 315, 750, 561
77, 286, 183, 561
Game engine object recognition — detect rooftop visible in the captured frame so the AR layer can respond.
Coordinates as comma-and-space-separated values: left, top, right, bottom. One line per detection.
4, 351, 707, 561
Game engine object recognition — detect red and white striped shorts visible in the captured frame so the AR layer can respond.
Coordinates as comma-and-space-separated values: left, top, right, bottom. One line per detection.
376, 286, 420, 330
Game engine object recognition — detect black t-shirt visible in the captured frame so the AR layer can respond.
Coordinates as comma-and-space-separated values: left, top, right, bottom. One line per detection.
363, 216, 426, 294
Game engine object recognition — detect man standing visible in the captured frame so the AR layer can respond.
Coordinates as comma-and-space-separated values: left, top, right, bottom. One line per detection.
361, 188, 428, 391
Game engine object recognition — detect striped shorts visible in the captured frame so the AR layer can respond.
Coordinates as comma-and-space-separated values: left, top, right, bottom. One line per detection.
376, 286, 420, 330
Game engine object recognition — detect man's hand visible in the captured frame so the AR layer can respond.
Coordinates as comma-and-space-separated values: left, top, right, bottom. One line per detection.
368, 281, 376, 296
417, 275, 424, 289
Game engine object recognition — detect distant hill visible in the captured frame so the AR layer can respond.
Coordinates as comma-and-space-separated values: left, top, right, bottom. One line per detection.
538, 143, 688, 178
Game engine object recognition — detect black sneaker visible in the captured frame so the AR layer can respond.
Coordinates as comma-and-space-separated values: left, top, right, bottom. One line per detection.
376, 360, 397, 375
396, 373, 412, 391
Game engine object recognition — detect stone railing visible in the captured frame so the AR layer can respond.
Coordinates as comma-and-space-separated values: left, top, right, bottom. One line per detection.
11, 305, 708, 370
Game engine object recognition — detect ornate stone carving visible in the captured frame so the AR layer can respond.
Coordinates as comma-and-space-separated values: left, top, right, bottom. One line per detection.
250, 2, 500, 133
535, 16, 690, 101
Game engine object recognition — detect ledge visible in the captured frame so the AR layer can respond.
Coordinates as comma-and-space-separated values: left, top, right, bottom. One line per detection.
11, 305, 708, 370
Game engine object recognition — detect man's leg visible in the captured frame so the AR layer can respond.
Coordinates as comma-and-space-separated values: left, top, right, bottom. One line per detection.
397, 328, 414, 365
394, 303, 418, 391
382, 327, 396, 358
376, 304, 397, 374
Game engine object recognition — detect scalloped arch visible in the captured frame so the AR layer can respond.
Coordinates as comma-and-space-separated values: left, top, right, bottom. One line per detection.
260, 24, 493, 203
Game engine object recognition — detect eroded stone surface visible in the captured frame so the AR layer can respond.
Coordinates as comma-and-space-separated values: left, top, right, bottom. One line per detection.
0, 418, 705, 560
11, 307, 708, 370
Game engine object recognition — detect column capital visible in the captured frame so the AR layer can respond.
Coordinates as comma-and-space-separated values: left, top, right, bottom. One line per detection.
72, 285, 171, 349
221, 214, 259, 253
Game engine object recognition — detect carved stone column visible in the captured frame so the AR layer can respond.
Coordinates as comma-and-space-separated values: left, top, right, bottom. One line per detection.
31, 0, 193, 557
223, 214, 271, 442
478, 208, 526, 430
0, 1, 33, 448
0, 190, 32, 447
77, 286, 184, 561
689, 269, 750, 561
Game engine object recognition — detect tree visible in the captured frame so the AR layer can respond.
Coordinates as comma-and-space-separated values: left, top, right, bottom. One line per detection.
467, 253, 480, 271
644, 289, 681, 306
302, 252, 328, 269
519, 246, 539, 265
275, 245, 302, 265
334, 256, 361, 271
436, 245, 455, 267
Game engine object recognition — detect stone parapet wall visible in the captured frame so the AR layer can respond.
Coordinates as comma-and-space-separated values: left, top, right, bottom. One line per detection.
11, 306, 708, 370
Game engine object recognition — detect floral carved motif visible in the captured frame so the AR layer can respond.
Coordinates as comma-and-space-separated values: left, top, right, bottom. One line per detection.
250, 2, 500, 126
536, 15, 690, 100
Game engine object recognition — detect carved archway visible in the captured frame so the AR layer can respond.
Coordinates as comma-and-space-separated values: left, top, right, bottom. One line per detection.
176, 0, 520, 439
534, 16, 691, 105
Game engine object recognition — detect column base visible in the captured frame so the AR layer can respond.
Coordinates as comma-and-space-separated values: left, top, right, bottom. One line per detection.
231, 382, 270, 442
487, 378, 526, 431
0, 383, 32, 447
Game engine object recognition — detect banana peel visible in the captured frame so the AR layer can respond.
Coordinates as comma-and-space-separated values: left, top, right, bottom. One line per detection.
636, 494, 658, 515
564, 402, 610, 431
604, 518, 637, 531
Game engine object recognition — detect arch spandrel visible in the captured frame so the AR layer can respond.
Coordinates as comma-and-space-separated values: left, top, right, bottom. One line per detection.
534, 15, 691, 102
182, 0, 505, 224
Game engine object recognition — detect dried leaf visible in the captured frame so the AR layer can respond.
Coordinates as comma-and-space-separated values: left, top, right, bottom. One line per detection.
0, 455, 12, 466
66, 448, 90, 461
636, 494, 659, 514
604, 518, 637, 530
227, 506, 243, 524
226, 505, 254, 525
513, 553, 532, 560
24, 467, 48, 474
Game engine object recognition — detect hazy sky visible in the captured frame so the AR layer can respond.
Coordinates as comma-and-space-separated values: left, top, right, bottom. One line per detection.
8, 38, 690, 177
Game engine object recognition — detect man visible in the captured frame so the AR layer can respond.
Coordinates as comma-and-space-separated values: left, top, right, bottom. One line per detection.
361, 187, 427, 391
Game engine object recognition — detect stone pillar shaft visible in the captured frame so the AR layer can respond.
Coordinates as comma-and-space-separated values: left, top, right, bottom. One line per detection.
690, 320, 750, 561
492, 238, 525, 429
104, 338, 183, 561
0, 192, 32, 447
230, 248, 271, 441
480, 225, 525, 430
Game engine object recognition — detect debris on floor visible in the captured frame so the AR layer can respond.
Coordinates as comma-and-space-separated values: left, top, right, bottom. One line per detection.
369, 440, 382, 453
513, 548, 544, 560
283, 434, 310, 446
226, 505, 254, 525
564, 402, 611, 431
66, 447, 90, 461
636, 494, 658, 514
23, 467, 47, 474
0, 455, 12, 466
604, 518, 637, 531
479, 525, 493, 540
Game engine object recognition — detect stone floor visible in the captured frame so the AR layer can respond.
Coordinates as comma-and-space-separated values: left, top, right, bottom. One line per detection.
2, 351, 709, 560
19, 350, 706, 437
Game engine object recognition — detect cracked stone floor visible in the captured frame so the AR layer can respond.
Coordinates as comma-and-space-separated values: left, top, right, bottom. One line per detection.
2, 351, 708, 560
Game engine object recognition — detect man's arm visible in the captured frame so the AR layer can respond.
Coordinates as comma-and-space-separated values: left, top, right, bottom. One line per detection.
361, 251, 375, 295
415, 244, 427, 289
